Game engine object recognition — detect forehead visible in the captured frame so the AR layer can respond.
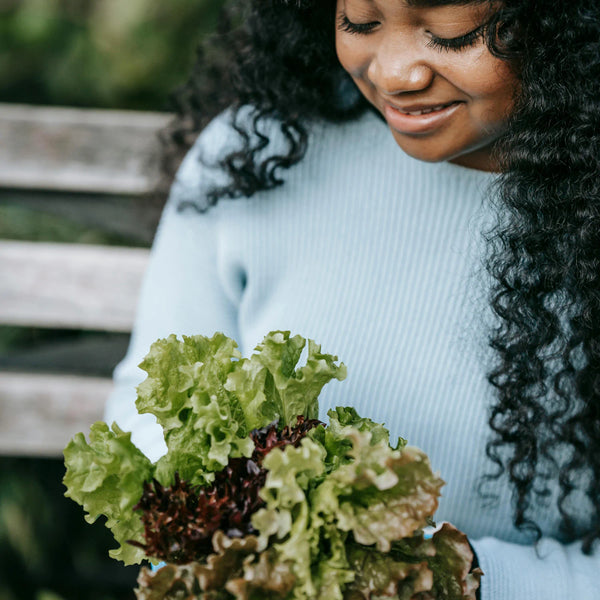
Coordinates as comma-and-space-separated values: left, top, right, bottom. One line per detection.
337, 0, 492, 12
405, 0, 489, 5
337, 0, 493, 21
343, 0, 490, 6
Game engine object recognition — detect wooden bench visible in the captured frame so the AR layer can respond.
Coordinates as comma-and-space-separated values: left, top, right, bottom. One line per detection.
0, 103, 171, 457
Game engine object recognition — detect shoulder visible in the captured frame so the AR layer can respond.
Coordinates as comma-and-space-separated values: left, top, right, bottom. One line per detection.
170, 106, 491, 216
169, 109, 239, 207
168, 106, 428, 219
174, 108, 390, 187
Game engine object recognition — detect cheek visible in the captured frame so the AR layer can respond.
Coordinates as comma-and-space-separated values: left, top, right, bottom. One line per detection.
335, 34, 367, 79
460, 59, 517, 119
335, 35, 353, 74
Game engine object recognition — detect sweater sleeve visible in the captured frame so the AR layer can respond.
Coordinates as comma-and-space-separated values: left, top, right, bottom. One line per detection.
103, 117, 240, 462
471, 535, 598, 599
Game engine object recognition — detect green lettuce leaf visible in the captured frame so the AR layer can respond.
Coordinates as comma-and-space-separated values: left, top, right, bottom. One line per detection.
225, 549, 296, 600
327, 406, 393, 446
224, 332, 345, 431
344, 525, 482, 600
425, 523, 483, 600
250, 412, 447, 599
63, 422, 153, 565
344, 526, 482, 600
309, 407, 404, 476
63, 329, 479, 600
252, 438, 358, 600
251, 438, 328, 600
224, 356, 271, 431
311, 427, 444, 552
345, 544, 434, 599
311, 524, 356, 600
135, 331, 346, 486
136, 333, 241, 434
135, 563, 207, 600
135, 533, 295, 600
136, 562, 233, 600
252, 332, 347, 427
136, 333, 253, 484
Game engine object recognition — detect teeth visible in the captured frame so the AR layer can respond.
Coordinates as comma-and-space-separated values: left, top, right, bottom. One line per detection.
404, 103, 450, 116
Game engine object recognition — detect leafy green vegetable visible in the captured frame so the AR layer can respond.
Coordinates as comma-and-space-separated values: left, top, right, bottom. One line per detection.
251, 438, 330, 600
252, 334, 347, 427
346, 545, 434, 599
131, 418, 323, 565
136, 331, 346, 486
63, 422, 153, 565
64, 331, 347, 559
310, 407, 404, 476
344, 525, 482, 600
136, 333, 253, 484
136, 533, 295, 600
312, 427, 444, 552
250, 425, 444, 600
63, 330, 482, 600
426, 523, 483, 599
327, 406, 394, 447
252, 437, 325, 544
226, 332, 347, 429
136, 562, 213, 600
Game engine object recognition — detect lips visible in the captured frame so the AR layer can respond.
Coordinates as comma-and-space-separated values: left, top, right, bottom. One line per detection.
382, 100, 463, 135
391, 101, 458, 116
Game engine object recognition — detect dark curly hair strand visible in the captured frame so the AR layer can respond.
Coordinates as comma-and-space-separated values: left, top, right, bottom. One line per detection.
483, 0, 600, 553
161, 0, 600, 553
160, 0, 366, 207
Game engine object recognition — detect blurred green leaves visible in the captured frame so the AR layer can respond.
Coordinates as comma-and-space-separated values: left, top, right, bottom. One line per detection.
0, 0, 225, 110
0, 457, 140, 600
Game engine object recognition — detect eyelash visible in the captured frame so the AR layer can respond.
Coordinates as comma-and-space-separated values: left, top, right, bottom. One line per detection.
337, 14, 379, 35
337, 14, 485, 53
426, 26, 484, 52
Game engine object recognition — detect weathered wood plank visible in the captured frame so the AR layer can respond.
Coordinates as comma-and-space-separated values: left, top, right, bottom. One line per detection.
0, 103, 172, 194
0, 240, 149, 332
0, 372, 110, 457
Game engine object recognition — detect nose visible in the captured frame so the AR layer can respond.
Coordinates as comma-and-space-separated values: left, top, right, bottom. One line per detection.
367, 43, 434, 96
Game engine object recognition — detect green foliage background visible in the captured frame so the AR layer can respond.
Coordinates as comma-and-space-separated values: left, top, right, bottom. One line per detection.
1, 0, 224, 110
0, 1, 225, 599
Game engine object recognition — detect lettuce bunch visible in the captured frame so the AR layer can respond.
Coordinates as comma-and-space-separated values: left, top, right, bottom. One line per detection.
63, 331, 482, 599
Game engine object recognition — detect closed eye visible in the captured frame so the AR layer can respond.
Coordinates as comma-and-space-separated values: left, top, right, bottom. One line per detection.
337, 13, 380, 35
426, 25, 485, 52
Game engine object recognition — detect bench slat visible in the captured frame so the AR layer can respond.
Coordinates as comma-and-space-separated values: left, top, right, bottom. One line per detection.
0, 103, 171, 195
0, 240, 149, 332
0, 372, 110, 456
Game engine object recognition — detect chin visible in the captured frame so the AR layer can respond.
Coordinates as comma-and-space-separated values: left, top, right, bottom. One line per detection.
389, 132, 458, 164
393, 143, 455, 164
391, 132, 491, 168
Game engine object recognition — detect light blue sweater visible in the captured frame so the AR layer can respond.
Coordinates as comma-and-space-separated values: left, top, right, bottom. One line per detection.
105, 109, 598, 599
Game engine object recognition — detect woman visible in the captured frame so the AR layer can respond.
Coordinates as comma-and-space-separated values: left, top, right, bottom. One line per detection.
106, 0, 600, 597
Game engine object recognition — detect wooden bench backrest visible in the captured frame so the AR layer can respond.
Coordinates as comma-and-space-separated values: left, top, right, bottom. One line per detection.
0, 103, 171, 456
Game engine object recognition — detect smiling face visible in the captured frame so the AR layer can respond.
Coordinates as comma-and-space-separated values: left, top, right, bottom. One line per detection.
335, 0, 518, 171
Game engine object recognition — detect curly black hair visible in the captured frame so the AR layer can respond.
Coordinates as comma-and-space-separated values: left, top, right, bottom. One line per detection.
161, 0, 600, 553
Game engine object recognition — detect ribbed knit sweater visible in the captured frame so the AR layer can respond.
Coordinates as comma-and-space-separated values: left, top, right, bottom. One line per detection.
105, 109, 598, 599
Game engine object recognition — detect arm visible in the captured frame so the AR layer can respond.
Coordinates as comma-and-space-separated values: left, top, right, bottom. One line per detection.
104, 116, 241, 461
472, 536, 598, 599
